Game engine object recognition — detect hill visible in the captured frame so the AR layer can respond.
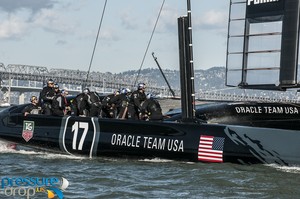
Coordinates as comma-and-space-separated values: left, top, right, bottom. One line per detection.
115, 66, 226, 91
114, 66, 299, 101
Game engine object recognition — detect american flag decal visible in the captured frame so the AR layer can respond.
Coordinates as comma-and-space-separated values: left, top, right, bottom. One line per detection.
198, 135, 224, 163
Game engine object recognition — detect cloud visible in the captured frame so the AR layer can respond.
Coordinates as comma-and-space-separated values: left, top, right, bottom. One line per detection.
144, 4, 180, 34
99, 29, 120, 41
0, 0, 57, 13
32, 9, 75, 34
142, 4, 227, 35
119, 3, 177, 33
0, 14, 30, 39
0, 2, 77, 40
56, 40, 67, 45
121, 12, 138, 30
194, 10, 228, 31
148, 6, 228, 35
79, 28, 120, 45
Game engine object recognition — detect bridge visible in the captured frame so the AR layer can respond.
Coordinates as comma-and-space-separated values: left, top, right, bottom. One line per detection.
0, 63, 178, 104
1, 63, 299, 105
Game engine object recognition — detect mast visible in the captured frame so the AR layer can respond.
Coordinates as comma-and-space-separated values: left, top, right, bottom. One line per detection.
187, 0, 196, 117
178, 0, 196, 120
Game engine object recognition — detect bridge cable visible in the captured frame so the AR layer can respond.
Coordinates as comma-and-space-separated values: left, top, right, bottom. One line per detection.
133, 0, 165, 88
85, 0, 108, 87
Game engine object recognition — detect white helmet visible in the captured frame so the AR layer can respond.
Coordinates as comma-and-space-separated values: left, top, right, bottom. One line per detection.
121, 88, 131, 94
146, 93, 153, 99
83, 88, 90, 94
137, 83, 146, 90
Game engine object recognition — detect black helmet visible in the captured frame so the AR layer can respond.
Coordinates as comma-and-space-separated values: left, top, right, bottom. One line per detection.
47, 79, 54, 84
137, 83, 146, 90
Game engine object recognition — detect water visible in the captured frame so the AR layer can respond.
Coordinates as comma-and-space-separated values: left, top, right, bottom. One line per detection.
1, 102, 300, 199
1, 144, 300, 199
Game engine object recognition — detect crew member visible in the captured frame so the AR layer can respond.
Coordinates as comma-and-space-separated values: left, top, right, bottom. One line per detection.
22, 96, 42, 116
71, 90, 89, 116
101, 90, 119, 118
128, 83, 146, 120
85, 88, 102, 117
110, 88, 131, 119
141, 93, 163, 121
54, 83, 60, 94
39, 79, 56, 115
52, 89, 70, 116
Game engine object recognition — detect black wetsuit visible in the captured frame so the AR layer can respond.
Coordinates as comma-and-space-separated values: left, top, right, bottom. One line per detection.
39, 86, 55, 115
22, 104, 41, 115
110, 93, 130, 119
101, 94, 115, 118
52, 93, 67, 116
128, 90, 146, 120
72, 93, 88, 116
86, 92, 102, 117
141, 98, 163, 121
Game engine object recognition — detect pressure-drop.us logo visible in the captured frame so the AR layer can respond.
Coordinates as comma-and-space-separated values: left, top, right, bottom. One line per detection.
0, 176, 69, 199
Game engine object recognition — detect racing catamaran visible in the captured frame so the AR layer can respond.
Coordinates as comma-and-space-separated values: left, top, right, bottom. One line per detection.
1, 0, 300, 165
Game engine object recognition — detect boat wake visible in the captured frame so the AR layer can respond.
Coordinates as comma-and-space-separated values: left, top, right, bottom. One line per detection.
139, 158, 197, 165
0, 140, 16, 151
0, 144, 87, 160
138, 157, 174, 163
34, 152, 87, 160
266, 164, 300, 173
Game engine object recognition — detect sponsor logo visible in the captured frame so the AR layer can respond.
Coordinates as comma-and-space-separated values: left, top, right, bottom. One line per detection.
110, 133, 184, 152
0, 176, 69, 199
234, 106, 299, 114
22, 121, 34, 142
247, 0, 279, 6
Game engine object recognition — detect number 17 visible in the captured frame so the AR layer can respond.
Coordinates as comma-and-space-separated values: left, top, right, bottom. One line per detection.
72, 122, 89, 150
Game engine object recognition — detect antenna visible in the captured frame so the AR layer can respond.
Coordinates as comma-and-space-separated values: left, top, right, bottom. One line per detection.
152, 52, 175, 98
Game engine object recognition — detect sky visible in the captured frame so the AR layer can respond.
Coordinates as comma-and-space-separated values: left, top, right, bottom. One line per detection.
0, 0, 229, 73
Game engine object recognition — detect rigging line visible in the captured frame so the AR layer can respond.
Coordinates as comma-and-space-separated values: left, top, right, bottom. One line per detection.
133, 0, 165, 87
85, 0, 108, 85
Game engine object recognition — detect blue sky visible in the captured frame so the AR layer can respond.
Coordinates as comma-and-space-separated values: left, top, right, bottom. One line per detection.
0, 0, 229, 73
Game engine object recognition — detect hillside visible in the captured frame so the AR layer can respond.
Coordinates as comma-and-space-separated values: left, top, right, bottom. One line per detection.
114, 66, 299, 101
116, 66, 226, 91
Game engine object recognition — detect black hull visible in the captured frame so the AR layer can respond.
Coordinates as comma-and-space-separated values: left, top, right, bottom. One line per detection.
1, 103, 300, 166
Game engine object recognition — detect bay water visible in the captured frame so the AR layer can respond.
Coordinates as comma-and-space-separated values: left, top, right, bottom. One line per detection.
1, 146, 300, 199
1, 100, 300, 199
